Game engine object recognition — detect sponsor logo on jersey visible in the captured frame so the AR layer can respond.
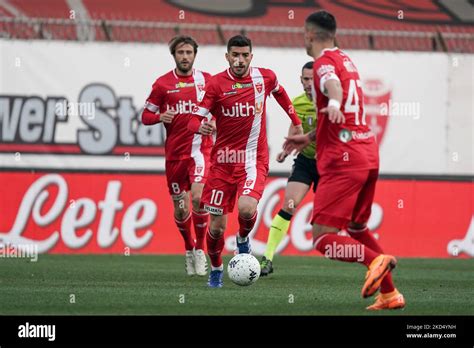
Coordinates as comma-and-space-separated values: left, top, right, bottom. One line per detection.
232, 82, 253, 89
317, 64, 335, 78
223, 90, 238, 96
221, 102, 255, 117
167, 100, 196, 114
167, 89, 180, 94
351, 130, 375, 140
204, 205, 223, 215
338, 129, 352, 143
175, 82, 195, 88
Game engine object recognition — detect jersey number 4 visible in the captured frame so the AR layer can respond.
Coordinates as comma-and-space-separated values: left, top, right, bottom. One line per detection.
344, 79, 366, 126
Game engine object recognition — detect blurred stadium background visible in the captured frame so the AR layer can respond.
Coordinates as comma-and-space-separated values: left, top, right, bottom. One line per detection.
0, 0, 473, 315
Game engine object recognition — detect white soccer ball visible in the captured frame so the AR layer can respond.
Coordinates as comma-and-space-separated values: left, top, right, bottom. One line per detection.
227, 253, 261, 286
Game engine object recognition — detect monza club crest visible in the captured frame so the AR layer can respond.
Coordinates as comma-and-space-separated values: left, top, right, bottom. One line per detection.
362, 79, 391, 144
255, 82, 263, 94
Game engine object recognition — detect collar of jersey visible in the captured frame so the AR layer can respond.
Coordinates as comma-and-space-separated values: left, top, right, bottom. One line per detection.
318, 46, 339, 58
226, 67, 252, 81
173, 68, 195, 80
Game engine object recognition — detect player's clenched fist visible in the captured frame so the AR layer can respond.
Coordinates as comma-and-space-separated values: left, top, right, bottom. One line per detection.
160, 109, 177, 123
198, 120, 216, 135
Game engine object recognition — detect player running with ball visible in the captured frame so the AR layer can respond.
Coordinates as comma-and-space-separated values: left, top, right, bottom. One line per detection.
189, 35, 303, 288
141, 36, 212, 277
284, 11, 405, 310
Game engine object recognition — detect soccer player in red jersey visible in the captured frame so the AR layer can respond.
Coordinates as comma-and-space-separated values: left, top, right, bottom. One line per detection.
188, 35, 303, 288
284, 11, 405, 310
141, 36, 212, 277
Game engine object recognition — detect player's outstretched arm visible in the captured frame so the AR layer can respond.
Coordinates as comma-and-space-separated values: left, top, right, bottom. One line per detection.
320, 79, 345, 124
277, 124, 303, 162
283, 130, 315, 155
272, 85, 303, 128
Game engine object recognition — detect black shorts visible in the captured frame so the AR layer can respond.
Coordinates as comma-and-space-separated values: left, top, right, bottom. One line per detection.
288, 153, 320, 192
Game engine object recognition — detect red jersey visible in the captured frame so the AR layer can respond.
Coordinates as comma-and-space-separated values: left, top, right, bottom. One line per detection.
192, 67, 300, 168
313, 47, 379, 174
143, 69, 213, 161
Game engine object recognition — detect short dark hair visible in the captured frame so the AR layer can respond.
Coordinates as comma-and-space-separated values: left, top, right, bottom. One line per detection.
302, 61, 313, 73
305, 10, 337, 41
169, 35, 198, 55
227, 35, 252, 52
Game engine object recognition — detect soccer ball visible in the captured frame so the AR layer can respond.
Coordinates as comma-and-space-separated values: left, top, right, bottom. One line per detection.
227, 253, 261, 286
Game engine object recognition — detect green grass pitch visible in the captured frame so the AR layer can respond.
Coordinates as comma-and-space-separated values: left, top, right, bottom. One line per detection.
0, 255, 472, 315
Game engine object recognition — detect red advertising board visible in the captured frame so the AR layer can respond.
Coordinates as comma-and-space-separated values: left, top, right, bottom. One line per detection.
0, 171, 472, 258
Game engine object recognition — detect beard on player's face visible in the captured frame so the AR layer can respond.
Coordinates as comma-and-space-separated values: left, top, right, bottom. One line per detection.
230, 62, 250, 76
226, 48, 252, 77
176, 58, 194, 73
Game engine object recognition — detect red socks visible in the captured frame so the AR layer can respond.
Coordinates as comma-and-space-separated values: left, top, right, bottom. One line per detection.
175, 210, 209, 252
238, 211, 257, 239
192, 210, 209, 250
348, 226, 395, 294
313, 233, 378, 267
206, 230, 224, 268
175, 213, 195, 251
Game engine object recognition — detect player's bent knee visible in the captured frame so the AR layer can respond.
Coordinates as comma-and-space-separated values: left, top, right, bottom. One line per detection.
238, 205, 256, 219
313, 223, 339, 237
191, 196, 202, 211
209, 226, 225, 238
174, 208, 189, 221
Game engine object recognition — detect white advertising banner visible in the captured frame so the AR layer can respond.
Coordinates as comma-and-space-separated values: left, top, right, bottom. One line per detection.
0, 40, 472, 175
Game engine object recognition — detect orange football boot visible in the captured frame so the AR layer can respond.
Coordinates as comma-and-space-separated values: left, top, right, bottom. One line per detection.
361, 254, 397, 298
366, 289, 406, 310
